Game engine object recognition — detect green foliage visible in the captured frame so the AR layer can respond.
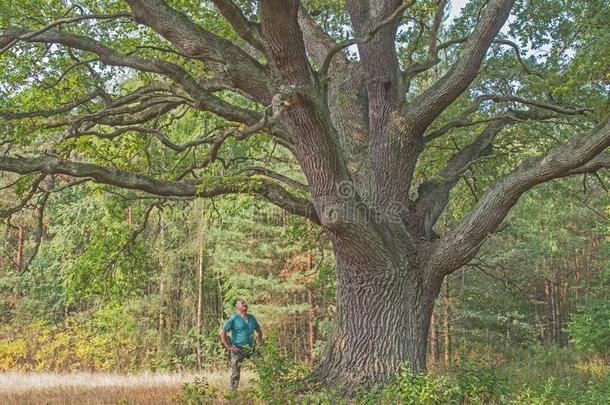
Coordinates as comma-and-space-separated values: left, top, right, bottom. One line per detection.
0, 315, 139, 372
173, 352, 606, 405
512, 374, 610, 405
180, 377, 219, 405
360, 365, 461, 405
453, 361, 509, 404
568, 300, 610, 358
248, 336, 310, 404
357, 362, 506, 405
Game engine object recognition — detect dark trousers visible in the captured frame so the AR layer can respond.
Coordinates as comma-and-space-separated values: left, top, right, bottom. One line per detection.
230, 346, 250, 391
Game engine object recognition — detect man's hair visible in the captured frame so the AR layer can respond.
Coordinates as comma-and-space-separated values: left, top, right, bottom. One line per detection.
235, 298, 246, 307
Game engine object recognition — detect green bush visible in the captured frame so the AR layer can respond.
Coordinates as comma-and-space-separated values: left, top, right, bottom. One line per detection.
181, 377, 219, 404
453, 361, 508, 403
358, 362, 507, 405
568, 300, 610, 360
512, 375, 610, 405
249, 336, 311, 404
365, 365, 461, 404
168, 348, 610, 404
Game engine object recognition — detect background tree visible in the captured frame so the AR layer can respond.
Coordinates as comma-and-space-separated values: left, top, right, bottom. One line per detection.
1, 0, 608, 386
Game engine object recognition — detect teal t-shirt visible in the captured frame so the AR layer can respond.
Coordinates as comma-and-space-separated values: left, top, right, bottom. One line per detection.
223, 314, 260, 347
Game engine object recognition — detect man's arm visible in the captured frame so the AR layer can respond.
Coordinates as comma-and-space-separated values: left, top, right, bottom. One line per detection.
256, 326, 263, 345
254, 316, 263, 345
219, 324, 238, 353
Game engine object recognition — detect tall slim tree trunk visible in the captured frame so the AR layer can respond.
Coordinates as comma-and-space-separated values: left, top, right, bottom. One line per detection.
293, 293, 299, 362
307, 287, 317, 362
430, 311, 439, 365
573, 253, 581, 308
15, 225, 23, 272
544, 277, 553, 343
443, 279, 451, 367
306, 226, 317, 362
158, 279, 165, 337
555, 278, 563, 346
196, 233, 204, 370
550, 278, 557, 344
533, 285, 545, 342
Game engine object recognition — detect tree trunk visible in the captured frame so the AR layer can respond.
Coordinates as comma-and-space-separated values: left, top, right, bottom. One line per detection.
430, 311, 439, 365
16, 225, 23, 272
315, 235, 440, 387
533, 285, 545, 342
544, 277, 553, 343
555, 278, 563, 346
196, 233, 204, 370
443, 279, 451, 367
550, 278, 557, 344
158, 278, 165, 336
307, 287, 317, 362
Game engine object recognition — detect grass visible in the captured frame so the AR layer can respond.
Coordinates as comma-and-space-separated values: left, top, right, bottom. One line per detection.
0, 370, 256, 404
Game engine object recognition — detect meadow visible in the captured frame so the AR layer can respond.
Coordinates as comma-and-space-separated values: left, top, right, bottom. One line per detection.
1, 346, 607, 404
0, 370, 255, 404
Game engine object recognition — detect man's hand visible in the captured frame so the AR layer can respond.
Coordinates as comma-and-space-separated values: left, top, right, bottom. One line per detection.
228, 345, 239, 353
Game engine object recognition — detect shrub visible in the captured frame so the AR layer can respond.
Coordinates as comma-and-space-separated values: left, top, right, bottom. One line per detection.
359, 365, 460, 405
568, 300, 610, 361
180, 377, 219, 404
453, 361, 508, 403
248, 336, 310, 403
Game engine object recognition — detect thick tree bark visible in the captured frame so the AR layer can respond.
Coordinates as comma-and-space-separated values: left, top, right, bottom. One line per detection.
315, 229, 441, 387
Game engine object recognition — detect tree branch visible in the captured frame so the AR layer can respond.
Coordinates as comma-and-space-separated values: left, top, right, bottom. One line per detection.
125, 0, 272, 103
259, 0, 351, 208
429, 117, 610, 277
65, 125, 224, 153
0, 174, 46, 218
0, 154, 319, 223
297, 7, 370, 200
423, 94, 587, 143
427, 0, 448, 61
345, 0, 419, 208
0, 11, 130, 54
21, 191, 49, 273
236, 166, 309, 192
1, 27, 262, 125
561, 152, 610, 177
400, 0, 515, 133
406, 37, 546, 85
210, 0, 265, 52
414, 118, 513, 239
0, 89, 103, 120
320, 1, 415, 82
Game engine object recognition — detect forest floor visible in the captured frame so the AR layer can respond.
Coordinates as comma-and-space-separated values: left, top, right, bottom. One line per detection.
0, 370, 256, 404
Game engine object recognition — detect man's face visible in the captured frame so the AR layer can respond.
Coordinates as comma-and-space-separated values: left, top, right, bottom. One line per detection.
237, 300, 248, 313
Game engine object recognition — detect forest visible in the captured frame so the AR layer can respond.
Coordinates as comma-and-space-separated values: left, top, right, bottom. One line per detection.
0, 0, 608, 403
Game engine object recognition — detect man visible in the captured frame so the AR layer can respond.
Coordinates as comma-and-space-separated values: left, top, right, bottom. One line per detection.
219, 298, 263, 391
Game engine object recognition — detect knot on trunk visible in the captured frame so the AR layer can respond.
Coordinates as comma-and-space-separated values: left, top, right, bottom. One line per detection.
315, 196, 355, 229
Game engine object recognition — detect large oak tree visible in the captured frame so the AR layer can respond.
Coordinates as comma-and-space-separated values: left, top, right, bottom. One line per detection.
1, 0, 608, 386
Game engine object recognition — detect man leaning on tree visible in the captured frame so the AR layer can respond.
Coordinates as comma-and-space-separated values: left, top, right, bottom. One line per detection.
219, 299, 263, 391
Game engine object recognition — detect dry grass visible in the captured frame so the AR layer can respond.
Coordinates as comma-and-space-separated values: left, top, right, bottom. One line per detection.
0, 370, 255, 404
